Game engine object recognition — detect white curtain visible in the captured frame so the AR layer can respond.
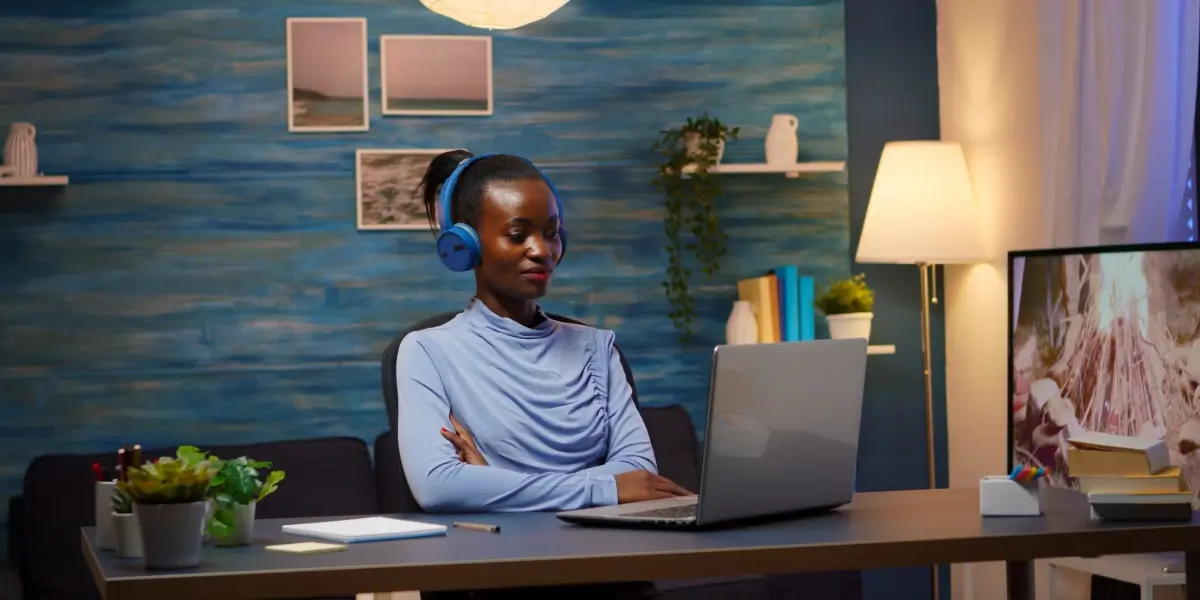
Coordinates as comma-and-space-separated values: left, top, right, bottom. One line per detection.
1039, 0, 1200, 246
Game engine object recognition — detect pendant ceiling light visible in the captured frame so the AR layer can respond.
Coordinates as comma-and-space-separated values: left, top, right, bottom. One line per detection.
419, 0, 570, 30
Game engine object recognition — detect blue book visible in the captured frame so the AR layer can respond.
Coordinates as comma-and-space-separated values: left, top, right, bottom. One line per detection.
774, 266, 801, 342
798, 275, 815, 340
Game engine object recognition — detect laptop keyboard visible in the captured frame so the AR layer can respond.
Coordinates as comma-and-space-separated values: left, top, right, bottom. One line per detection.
625, 504, 697, 520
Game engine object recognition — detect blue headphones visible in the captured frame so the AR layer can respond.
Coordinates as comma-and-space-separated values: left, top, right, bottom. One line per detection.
435, 153, 568, 272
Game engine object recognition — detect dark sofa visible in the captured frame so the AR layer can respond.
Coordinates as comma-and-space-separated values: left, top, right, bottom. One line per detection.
4, 311, 863, 600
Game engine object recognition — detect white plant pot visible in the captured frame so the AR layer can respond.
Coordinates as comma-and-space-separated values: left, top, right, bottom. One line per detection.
112, 512, 143, 559
134, 501, 207, 569
684, 132, 726, 164
826, 312, 873, 341
213, 501, 257, 547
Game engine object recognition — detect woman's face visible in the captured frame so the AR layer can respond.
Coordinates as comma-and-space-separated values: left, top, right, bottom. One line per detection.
475, 178, 562, 300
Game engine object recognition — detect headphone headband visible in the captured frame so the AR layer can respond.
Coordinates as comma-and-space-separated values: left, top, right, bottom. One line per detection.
434, 153, 568, 272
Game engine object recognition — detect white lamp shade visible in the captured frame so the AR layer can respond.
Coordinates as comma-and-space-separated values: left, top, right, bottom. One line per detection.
420, 0, 570, 30
855, 140, 987, 265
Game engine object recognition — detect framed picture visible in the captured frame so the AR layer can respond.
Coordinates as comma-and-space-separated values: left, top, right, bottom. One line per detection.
286, 17, 369, 132
356, 149, 455, 230
381, 35, 493, 116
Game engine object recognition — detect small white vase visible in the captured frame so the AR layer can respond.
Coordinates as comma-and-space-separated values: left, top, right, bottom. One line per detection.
3, 122, 38, 178
765, 114, 798, 166
112, 512, 143, 559
684, 132, 726, 164
726, 300, 758, 345
826, 312, 873, 341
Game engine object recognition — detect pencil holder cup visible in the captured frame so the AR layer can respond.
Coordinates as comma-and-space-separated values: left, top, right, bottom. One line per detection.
94, 481, 117, 550
112, 512, 143, 558
979, 476, 1042, 517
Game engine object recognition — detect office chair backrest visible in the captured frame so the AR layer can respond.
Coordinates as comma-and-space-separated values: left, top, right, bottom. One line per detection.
380, 310, 641, 432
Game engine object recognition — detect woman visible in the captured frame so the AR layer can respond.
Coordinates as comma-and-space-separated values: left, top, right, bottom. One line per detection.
394, 150, 691, 599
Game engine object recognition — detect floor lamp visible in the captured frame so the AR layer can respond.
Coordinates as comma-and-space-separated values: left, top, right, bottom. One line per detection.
854, 141, 987, 600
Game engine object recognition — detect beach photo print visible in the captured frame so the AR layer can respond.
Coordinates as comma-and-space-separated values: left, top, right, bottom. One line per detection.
286, 17, 369, 132
356, 149, 456, 230
381, 35, 493, 116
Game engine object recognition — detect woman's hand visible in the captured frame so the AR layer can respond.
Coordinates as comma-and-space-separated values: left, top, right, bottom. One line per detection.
442, 413, 488, 466
614, 470, 693, 503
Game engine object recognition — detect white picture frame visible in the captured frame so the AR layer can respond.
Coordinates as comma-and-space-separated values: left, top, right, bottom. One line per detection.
380, 35, 493, 117
356, 148, 456, 231
286, 17, 370, 132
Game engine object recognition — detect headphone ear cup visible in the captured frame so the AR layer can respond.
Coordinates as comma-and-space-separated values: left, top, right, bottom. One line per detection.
557, 227, 568, 264
436, 223, 482, 272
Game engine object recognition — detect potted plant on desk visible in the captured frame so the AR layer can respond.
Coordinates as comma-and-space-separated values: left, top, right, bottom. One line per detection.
119, 446, 214, 569
814, 273, 876, 341
205, 454, 286, 546
110, 486, 142, 559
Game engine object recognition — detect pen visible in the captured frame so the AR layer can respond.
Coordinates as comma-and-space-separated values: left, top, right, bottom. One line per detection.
91, 462, 104, 482
453, 521, 500, 534
131, 444, 142, 468
116, 447, 127, 481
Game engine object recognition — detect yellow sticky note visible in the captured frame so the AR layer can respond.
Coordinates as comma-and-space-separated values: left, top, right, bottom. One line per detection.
265, 542, 348, 554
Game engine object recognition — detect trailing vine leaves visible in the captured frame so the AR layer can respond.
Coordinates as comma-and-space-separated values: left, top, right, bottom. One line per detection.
652, 114, 739, 344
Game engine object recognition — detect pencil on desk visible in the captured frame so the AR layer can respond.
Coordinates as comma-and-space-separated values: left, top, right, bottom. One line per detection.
453, 521, 500, 533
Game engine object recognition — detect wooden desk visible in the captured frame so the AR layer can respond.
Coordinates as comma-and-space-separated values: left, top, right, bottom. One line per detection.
82, 488, 1200, 600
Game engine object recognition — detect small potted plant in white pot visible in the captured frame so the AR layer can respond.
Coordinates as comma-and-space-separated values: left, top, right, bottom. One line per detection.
119, 446, 214, 569
110, 485, 142, 559
814, 273, 876, 341
206, 454, 285, 547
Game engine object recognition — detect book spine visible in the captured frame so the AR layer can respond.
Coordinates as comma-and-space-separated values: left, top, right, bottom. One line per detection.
798, 276, 815, 340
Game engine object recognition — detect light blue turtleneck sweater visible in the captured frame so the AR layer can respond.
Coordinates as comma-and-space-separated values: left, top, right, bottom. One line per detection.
394, 299, 658, 513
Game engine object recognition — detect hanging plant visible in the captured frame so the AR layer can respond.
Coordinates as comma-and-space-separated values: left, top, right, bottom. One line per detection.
652, 113, 740, 343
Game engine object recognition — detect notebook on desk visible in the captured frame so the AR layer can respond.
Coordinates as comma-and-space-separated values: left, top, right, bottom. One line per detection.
281, 516, 447, 543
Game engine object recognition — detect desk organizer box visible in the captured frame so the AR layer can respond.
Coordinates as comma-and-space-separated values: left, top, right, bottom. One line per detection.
979, 474, 1044, 517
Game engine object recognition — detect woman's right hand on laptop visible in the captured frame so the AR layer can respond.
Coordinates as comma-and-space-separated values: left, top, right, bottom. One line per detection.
615, 470, 693, 503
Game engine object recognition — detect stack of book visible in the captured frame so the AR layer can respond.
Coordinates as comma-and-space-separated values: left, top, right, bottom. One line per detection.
1067, 432, 1193, 521
735, 266, 816, 344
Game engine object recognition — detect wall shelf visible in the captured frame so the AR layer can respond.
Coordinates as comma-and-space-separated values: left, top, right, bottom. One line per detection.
681, 161, 845, 178
0, 175, 69, 187
868, 344, 896, 355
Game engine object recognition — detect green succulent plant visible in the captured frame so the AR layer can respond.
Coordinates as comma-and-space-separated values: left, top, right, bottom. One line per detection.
111, 486, 133, 515
814, 274, 875, 316
117, 445, 215, 505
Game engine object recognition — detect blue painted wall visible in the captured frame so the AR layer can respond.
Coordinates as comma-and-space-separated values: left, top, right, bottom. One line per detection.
0, 0, 853, 560
844, 0, 948, 599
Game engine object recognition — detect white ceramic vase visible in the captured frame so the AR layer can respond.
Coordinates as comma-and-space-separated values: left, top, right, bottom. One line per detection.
3, 122, 38, 178
112, 512, 143, 559
725, 300, 758, 345
826, 312, 873, 341
765, 114, 798, 166
134, 501, 207, 569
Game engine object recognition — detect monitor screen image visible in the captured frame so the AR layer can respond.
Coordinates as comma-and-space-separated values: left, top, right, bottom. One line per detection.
1009, 243, 1200, 492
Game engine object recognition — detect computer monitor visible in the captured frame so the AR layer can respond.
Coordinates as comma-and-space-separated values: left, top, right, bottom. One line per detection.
1008, 242, 1200, 491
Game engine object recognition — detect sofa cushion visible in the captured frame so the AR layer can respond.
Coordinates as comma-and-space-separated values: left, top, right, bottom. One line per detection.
19, 436, 376, 600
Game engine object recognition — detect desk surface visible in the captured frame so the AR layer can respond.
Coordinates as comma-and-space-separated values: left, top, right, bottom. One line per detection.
83, 488, 1200, 600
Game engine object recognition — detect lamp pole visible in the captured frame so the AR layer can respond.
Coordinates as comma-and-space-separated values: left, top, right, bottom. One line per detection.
918, 261, 939, 600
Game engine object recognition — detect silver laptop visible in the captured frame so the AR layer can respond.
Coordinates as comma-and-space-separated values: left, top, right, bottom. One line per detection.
556, 338, 868, 529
